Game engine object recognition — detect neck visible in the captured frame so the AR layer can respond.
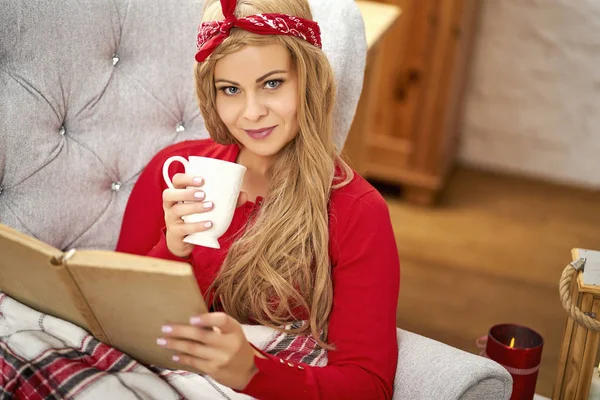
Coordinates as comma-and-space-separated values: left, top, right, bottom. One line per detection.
237, 147, 273, 176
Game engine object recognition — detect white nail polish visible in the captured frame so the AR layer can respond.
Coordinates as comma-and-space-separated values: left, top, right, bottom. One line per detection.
204, 221, 212, 228
204, 201, 213, 209
194, 191, 205, 199
156, 338, 167, 346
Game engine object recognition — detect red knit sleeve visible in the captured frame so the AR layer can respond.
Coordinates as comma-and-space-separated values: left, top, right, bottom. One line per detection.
116, 152, 168, 255
116, 142, 193, 256
240, 188, 400, 400
146, 227, 191, 262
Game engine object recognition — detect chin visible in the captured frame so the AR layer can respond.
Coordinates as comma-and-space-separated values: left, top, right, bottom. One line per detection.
245, 141, 287, 158
242, 133, 296, 157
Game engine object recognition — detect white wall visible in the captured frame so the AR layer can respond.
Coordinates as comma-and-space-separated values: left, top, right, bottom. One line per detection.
459, 0, 600, 188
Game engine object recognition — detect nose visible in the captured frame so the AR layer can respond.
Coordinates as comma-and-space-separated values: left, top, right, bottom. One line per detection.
242, 93, 267, 122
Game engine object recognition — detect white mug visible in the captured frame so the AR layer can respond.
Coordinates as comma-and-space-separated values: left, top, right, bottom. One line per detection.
162, 156, 246, 249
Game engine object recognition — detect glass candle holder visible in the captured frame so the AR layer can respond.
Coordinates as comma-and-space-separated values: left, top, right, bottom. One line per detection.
484, 323, 544, 400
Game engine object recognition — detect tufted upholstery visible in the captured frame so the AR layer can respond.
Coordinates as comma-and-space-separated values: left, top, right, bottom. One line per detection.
0, 0, 366, 251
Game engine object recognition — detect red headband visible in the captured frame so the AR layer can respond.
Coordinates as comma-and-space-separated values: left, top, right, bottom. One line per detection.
195, 0, 322, 62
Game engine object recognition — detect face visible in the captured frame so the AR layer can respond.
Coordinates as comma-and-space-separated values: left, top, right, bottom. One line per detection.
214, 43, 300, 160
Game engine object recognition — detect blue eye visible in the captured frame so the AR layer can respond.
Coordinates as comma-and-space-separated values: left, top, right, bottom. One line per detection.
219, 86, 239, 95
264, 79, 283, 89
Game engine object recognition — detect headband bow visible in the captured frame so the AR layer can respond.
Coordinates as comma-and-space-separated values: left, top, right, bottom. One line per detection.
195, 0, 322, 62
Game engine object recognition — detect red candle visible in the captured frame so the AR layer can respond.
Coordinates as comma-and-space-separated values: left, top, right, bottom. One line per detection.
484, 323, 544, 400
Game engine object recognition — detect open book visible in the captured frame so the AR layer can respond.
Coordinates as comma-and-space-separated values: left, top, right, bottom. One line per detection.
0, 223, 207, 370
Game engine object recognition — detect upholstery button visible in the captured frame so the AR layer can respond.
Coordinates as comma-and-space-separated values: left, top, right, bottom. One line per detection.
59, 126, 66, 136
0, 186, 3, 195
287, 362, 295, 367
297, 365, 304, 370
111, 181, 122, 192
176, 122, 185, 133
112, 53, 120, 66
279, 359, 285, 364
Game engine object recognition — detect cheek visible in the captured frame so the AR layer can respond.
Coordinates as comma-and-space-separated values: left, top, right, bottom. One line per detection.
216, 97, 237, 128
273, 94, 298, 128
287, 102, 299, 133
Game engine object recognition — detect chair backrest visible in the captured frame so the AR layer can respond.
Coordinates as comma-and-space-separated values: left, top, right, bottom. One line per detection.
0, 0, 366, 251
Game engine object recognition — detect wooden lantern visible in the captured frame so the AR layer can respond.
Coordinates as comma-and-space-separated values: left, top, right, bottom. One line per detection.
553, 249, 600, 399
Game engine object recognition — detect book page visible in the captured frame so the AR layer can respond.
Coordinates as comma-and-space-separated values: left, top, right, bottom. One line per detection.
0, 224, 95, 333
67, 250, 207, 370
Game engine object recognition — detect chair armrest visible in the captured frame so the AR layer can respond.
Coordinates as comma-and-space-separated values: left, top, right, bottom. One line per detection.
393, 329, 513, 400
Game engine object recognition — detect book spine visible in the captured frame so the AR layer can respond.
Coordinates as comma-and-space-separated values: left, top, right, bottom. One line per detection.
53, 251, 110, 343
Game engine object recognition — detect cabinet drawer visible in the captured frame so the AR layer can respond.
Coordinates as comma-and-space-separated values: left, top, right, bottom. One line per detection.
367, 138, 412, 171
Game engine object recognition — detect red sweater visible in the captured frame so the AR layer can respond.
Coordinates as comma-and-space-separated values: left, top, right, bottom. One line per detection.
116, 139, 400, 400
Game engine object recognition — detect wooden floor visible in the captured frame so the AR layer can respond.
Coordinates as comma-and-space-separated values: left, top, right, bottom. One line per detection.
378, 166, 600, 398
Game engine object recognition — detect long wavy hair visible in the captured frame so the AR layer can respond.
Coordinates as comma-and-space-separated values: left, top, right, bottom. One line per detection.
195, 0, 353, 348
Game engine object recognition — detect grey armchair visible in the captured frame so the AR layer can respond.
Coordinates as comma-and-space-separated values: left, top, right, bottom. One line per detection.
0, 0, 512, 398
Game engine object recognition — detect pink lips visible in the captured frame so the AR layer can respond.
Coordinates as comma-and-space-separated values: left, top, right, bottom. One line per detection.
245, 125, 277, 140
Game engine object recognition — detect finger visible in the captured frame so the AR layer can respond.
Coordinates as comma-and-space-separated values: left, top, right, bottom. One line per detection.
172, 173, 204, 189
161, 323, 224, 347
236, 191, 248, 208
163, 188, 206, 204
172, 353, 213, 375
157, 337, 222, 360
172, 221, 213, 237
170, 201, 213, 219
190, 313, 237, 334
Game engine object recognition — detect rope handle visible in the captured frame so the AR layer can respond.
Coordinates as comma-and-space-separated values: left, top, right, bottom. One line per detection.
559, 258, 600, 332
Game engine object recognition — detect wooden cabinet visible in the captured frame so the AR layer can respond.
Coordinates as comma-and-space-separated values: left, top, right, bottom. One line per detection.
344, 0, 480, 205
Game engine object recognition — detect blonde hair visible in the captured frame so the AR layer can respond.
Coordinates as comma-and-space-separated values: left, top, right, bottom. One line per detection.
195, 0, 353, 348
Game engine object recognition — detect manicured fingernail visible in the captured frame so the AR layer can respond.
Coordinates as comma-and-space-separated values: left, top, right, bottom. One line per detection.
156, 338, 167, 346
203, 201, 213, 209
172, 355, 180, 362
194, 191, 205, 199
161, 325, 172, 333
190, 316, 202, 325
193, 177, 203, 184
204, 221, 212, 228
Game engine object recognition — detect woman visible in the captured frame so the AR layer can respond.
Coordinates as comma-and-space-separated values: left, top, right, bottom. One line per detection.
117, 0, 400, 398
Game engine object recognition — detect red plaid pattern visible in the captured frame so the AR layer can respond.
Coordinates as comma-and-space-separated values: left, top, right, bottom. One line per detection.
260, 321, 327, 367
0, 337, 137, 400
0, 292, 327, 399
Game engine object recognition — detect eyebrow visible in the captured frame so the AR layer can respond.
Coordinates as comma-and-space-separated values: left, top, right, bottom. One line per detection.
214, 70, 288, 86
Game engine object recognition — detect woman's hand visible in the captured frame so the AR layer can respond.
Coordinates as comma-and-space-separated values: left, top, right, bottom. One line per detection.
157, 312, 261, 391
162, 174, 248, 258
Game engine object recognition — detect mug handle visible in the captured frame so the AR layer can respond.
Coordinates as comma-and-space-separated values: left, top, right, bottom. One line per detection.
162, 156, 188, 189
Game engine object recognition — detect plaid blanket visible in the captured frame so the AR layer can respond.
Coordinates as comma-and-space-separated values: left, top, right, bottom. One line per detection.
0, 292, 327, 399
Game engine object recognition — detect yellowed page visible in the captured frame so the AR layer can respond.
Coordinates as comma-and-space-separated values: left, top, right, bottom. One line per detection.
66, 250, 207, 370
0, 224, 105, 339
